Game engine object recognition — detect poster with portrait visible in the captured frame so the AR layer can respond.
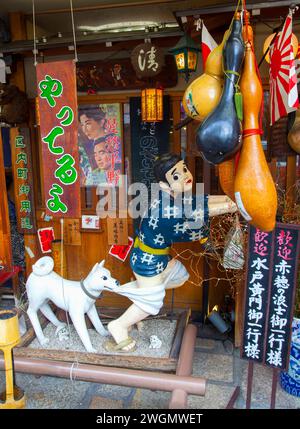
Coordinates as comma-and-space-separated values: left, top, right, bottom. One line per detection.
78, 103, 122, 187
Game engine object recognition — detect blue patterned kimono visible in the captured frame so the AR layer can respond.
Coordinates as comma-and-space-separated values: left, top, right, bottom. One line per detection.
130, 190, 209, 277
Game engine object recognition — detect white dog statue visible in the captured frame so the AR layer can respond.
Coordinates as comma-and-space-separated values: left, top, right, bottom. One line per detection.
26, 256, 119, 353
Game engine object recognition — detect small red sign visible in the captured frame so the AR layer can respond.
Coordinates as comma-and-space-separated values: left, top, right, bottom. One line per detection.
109, 237, 134, 262
37, 227, 55, 253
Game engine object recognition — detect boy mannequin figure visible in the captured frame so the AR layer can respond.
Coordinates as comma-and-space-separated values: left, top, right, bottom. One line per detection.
104, 153, 237, 352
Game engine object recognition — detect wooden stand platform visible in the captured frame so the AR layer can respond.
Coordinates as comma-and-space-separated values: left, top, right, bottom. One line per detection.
15, 308, 190, 372
0, 307, 206, 408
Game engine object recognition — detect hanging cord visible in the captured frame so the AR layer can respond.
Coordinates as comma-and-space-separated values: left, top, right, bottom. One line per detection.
60, 218, 71, 336
59, 218, 80, 382
70, 0, 78, 63
222, 0, 243, 90
32, 0, 37, 66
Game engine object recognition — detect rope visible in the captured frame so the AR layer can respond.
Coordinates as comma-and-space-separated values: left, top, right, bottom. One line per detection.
242, 128, 263, 137
70, 0, 78, 63
69, 361, 79, 382
32, 0, 37, 66
59, 218, 80, 382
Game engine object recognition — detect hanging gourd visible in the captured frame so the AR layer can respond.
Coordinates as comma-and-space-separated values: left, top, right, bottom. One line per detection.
196, 14, 245, 164
218, 12, 253, 200
288, 107, 300, 153
218, 158, 236, 201
234, 42, 277, 232
182, 30, 229, 122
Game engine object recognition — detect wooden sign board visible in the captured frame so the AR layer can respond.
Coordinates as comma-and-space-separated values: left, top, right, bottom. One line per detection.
107, 217, 128, 245
10, 127, 37, 234
36, 60, 81, 218
76, 56, 177, 93
131, 43, 164, 78
63, 218, 81, 246
241, 223, 300, 370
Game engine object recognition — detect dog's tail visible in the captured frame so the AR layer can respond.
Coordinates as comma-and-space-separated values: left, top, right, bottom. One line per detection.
32, 256, 54, 276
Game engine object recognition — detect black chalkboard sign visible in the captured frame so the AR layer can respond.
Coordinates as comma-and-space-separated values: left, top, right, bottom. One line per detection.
241, 223, 300, 370
264, 225, 300, 369
130, 96, 170, 191
241, 226, 273, 363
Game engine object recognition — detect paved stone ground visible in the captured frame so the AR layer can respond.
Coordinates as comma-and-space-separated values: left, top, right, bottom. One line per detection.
0, 335, 300, 409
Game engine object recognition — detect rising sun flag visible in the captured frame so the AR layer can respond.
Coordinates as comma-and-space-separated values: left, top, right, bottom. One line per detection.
269, 10, 299, 125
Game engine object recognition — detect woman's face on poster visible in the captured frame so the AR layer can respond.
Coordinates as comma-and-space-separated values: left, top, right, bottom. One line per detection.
94, 142, 112, 170
79, 113, 105, 140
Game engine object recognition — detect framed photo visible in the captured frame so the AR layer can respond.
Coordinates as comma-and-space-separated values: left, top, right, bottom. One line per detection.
78, 103, 122, 187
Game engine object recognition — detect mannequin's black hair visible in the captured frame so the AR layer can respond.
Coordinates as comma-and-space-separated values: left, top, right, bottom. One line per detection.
153, 153, 182, 183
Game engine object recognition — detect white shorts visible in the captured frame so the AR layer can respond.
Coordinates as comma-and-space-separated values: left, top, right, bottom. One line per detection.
104, 260, 189, 315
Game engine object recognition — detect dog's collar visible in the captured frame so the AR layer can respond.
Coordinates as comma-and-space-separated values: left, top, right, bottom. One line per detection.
80, 279, 99, 300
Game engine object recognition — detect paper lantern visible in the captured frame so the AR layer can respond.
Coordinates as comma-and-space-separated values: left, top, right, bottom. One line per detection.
141, 88, 163, 122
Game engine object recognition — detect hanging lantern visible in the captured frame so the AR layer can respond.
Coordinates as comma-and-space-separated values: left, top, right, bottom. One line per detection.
141, 88, 163, 122
169, 33, 200, 81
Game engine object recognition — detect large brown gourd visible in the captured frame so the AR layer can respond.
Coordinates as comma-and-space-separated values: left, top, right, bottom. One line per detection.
234, 43, 277, 232
288, 107, 300, 153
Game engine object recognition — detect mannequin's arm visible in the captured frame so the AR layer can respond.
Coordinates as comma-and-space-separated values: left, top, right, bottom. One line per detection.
207, 195, 237, 217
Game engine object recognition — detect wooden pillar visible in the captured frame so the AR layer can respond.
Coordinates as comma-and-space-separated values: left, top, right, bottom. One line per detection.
0, 133, 13, 271
9, 11, 36, 276
172, 98, 181, 154
8, 12, 27, 91
286, 154, 297, 208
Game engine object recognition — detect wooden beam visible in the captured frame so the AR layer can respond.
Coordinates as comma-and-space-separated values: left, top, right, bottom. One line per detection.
9, 12, 27, 41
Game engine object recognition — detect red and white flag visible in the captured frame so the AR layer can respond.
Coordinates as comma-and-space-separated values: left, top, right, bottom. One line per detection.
201, 21, 217, 69
269, 11, 299, 125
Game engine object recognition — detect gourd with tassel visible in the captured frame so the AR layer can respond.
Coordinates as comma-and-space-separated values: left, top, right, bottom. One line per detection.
182, 30, 229, 122
234, 42, 277, 232
218, 12, 253, 201
196, 14, 245, 164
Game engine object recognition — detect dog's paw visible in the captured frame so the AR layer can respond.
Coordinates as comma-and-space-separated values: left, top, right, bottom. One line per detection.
40, 337, 49, 347
55, 325, 69, 341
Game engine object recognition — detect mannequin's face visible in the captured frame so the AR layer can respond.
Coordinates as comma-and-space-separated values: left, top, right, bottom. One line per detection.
162, 160, 193, 193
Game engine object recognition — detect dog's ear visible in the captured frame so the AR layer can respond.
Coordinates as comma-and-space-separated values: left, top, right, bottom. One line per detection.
99, 260, 105, 268
91, 263, 98, 273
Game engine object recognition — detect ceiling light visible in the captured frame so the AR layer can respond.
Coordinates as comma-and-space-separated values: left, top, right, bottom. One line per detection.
78, 21, 158, 32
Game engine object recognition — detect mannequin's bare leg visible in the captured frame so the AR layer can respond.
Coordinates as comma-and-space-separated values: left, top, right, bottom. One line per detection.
107, 271, 164, 351
107, 304, 149, 351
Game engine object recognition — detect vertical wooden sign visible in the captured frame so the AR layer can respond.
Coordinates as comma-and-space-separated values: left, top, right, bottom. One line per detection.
241, 224, 300, 370
10, 127, 37, 233
241, 226, 273, 363
36, 60, 81, 218
107, 217, 128, 245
